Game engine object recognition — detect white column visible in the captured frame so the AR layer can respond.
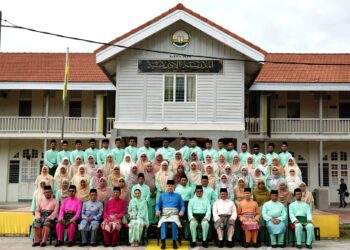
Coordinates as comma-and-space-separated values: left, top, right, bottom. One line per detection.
0, 140, 10, 202
320, 140, 324, 187
319, 94, 323, 133
308, 141, 319, 190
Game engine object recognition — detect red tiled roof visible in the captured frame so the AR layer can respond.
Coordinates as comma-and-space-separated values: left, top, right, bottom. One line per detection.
255, 53, 350, 83
0, 53, 110, 82
95, 3, 266, 55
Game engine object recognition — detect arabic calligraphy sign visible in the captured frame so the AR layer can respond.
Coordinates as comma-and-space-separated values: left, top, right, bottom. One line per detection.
138, 60, 223, 73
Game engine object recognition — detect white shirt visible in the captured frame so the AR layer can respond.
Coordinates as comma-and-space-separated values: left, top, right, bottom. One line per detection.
212, 198, 237, 222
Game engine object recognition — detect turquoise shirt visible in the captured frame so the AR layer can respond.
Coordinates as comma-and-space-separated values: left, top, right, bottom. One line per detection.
125, 146, 138, 162
44, 149, 58, 168
131, 183, 151, 202
203, 186, 218, 205
97, 147, 112, 165
70, 149, 84, 164
226, 149, 238, 163
289, 200, 313, 223
189, 146, 203, 162
239, 151, 252, 164
137, 146, 156, 162
262, 200, 287, 222
279, 151, 292, 167
175, 184, 194, 202
188, 195, 211, 220
112, 147, 125, 165
266, 152, 279, 166
156, 147, 176, 161
57, 150, 71, 164
179, 146, 190, 161
253, 153, 264, 166
202, 148, 218, 162
84, 147, 98, 163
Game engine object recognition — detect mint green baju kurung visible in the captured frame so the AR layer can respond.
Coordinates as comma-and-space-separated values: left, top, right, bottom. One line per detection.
202, 148, 218, 163
189, 146, 203, 162
253, 153, 264, 166
125, 146, 138, 162
137, 147, 156, 162
179, 146, 190, 161
266, 152, 279, 166
156, 147, 176, 161
188, 195, 211, 242
279, 151, 292, 167
175, 184, 194, 202
84, 147, 98, 163
131, 184, 151, 202
97, 147, 111, 165
128, 197, 149, 243
239, 151, 252, 165
70, 149, 85, 165
112, 147, 125, 165
203, 186, 218, 205
262, 200, 287, 245
226, 149, 238, 164
57, 150, 71, 164
217, 148, 228, 162
289, 200, 314, 246
44, 149, 58, 175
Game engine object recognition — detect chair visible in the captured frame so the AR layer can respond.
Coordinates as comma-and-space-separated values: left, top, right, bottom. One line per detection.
289, 223, 320, 246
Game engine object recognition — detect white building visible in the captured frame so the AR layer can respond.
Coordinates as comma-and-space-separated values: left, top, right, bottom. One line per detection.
1, 4, 349, 204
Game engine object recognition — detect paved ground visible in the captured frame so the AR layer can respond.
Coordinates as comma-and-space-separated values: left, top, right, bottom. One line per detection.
0, 237, 349, 250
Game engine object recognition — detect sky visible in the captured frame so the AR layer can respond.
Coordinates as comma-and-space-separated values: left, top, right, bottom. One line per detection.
1, 0, 349, 53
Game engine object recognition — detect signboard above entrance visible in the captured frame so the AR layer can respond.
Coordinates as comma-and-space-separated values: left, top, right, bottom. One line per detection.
138, 60, 223, 73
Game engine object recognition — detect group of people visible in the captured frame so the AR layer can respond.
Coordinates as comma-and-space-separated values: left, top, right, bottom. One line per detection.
31, 137, 315, 248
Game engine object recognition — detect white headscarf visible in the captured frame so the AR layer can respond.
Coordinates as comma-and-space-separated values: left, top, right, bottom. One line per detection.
120, 154, 134, 176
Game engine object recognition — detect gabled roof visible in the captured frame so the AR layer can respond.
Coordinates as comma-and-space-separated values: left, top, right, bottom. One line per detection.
95, 3, 266, 63
0, 53, 110, 82
255, 53, 350, 83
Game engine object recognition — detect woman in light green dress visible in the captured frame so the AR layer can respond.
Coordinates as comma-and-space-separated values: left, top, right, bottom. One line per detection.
128, 189, 149, 247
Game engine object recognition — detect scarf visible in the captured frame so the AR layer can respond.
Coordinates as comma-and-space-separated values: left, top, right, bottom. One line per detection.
144, 170, 156, 193
97, 178, 112, 202
35, 166, 53, 186
155, 163, 174, 192
103, 154, 116, 177
76, 177, 90, 202
253, 181, 270, 206
170, 151, 187, 174
136, 153, 149, 173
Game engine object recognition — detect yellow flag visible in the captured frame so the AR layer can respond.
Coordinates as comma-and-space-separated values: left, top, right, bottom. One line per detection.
62, 48, 69, 101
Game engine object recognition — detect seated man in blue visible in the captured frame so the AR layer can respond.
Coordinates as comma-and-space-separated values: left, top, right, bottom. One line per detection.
289, 188, 314, 249
156, 179, 185, 249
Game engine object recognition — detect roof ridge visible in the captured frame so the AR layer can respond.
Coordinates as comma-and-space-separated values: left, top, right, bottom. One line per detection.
0, 52, 95, 55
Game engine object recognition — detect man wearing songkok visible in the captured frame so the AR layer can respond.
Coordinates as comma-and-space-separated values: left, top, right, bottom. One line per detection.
125, 137, 138, 162
97, 139, 111, 165
289, 188, 314, 249
32, 185, 58, 247
101, 186, 127, 247
44, 139, 58, 176
201, 175, 218, 205
70, 140, 85, 165
212, 188, 237, 248
55, 185, 82, 247
262, 190, 287, 248
156, 139, 176, 161
156, 179, 185, 249
84, 139, 98, 164
137, 137, 156, 162
131, 173, 151, 202
78, 189, 103, 247
188, 185, 211, 248
238, 187, 260, 248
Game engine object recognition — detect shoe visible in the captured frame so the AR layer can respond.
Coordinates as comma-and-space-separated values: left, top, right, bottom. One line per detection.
244, 242, 250, 248
67, 241, 73, 247
279, 244, 286, 248
40, 242, 46, 247
218, 240, 224, 248
91, 243, 97, 247
79, 243, 86, 247
173, 240, 178, 249
344, 204, 348, 208
190, 242, 197, 248
271, 245, 277, 248
253, 243, 259, 248
202, 241, 208, 248
32, 242, 40, 247
306, 245, 312, 249
161, 240, 166, 249
111, 243, 117, 247
226, 241, 233, 248
104, 243, 110, 248
55, 241, 63, 247
297, 245, 302, 249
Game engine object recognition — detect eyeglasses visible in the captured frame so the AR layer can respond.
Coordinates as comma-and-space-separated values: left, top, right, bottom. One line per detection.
290, 170, 295, 172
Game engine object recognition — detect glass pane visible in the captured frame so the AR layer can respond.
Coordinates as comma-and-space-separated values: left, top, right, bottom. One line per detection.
175, 76, 185, 102
19, 101, 32, 117
69, 101, 82, 117
186, 76, 196, 102
287, 102, 300, 118
164, 76, 173, 102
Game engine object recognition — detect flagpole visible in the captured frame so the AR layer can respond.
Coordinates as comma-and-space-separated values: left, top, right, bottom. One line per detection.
61, 47, 69, 143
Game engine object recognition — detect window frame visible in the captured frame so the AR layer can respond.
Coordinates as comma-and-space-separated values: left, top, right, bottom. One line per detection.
163, 74, 197, 103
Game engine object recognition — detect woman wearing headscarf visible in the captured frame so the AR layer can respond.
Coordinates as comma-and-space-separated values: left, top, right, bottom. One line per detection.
299, 182, 315, 210
71, 165, 90, 186
252, 168, 265, 189
85, 155, 99, 177
54, 162, 70, 193
31, 179, 47, 215
188, 151, 203, 173
119, 154, 134, 177
269, 157, 285, 177
284, 157, 302, 178
76, 178, 90, 202
266, 166, 285, 191
286, 168, 302, 193
244, 156, 256, 172
187, 161, 202, 188
216, 174, 234, 199
257, 156, 269, 177
135, 152, 149, 173
234, 178, 246, 206
108, 165, 125, 188
155, 161, 174, 201
69, 155, 83, 177
90, 168, 104, 189
203, 154, 218, 174
174, 164, 185, 186
128, 189, 149, 247
55, 178, 69, 203
153, 153, 163, 173
231, 154, 242, 175
143, 163, 157, 224
55, 157, 70, 178
237, 166, 253, 189
217, 153, 230, 176
204, 164, 219, 189
253, 180, 270, 226
170, 151, 187, 174
223, 165, 237, 188
278, 180, 292, 207
97, 177, 112, 203
118, 177, 131, 205
35, 166, 53, 188
103, 154, 116, 177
